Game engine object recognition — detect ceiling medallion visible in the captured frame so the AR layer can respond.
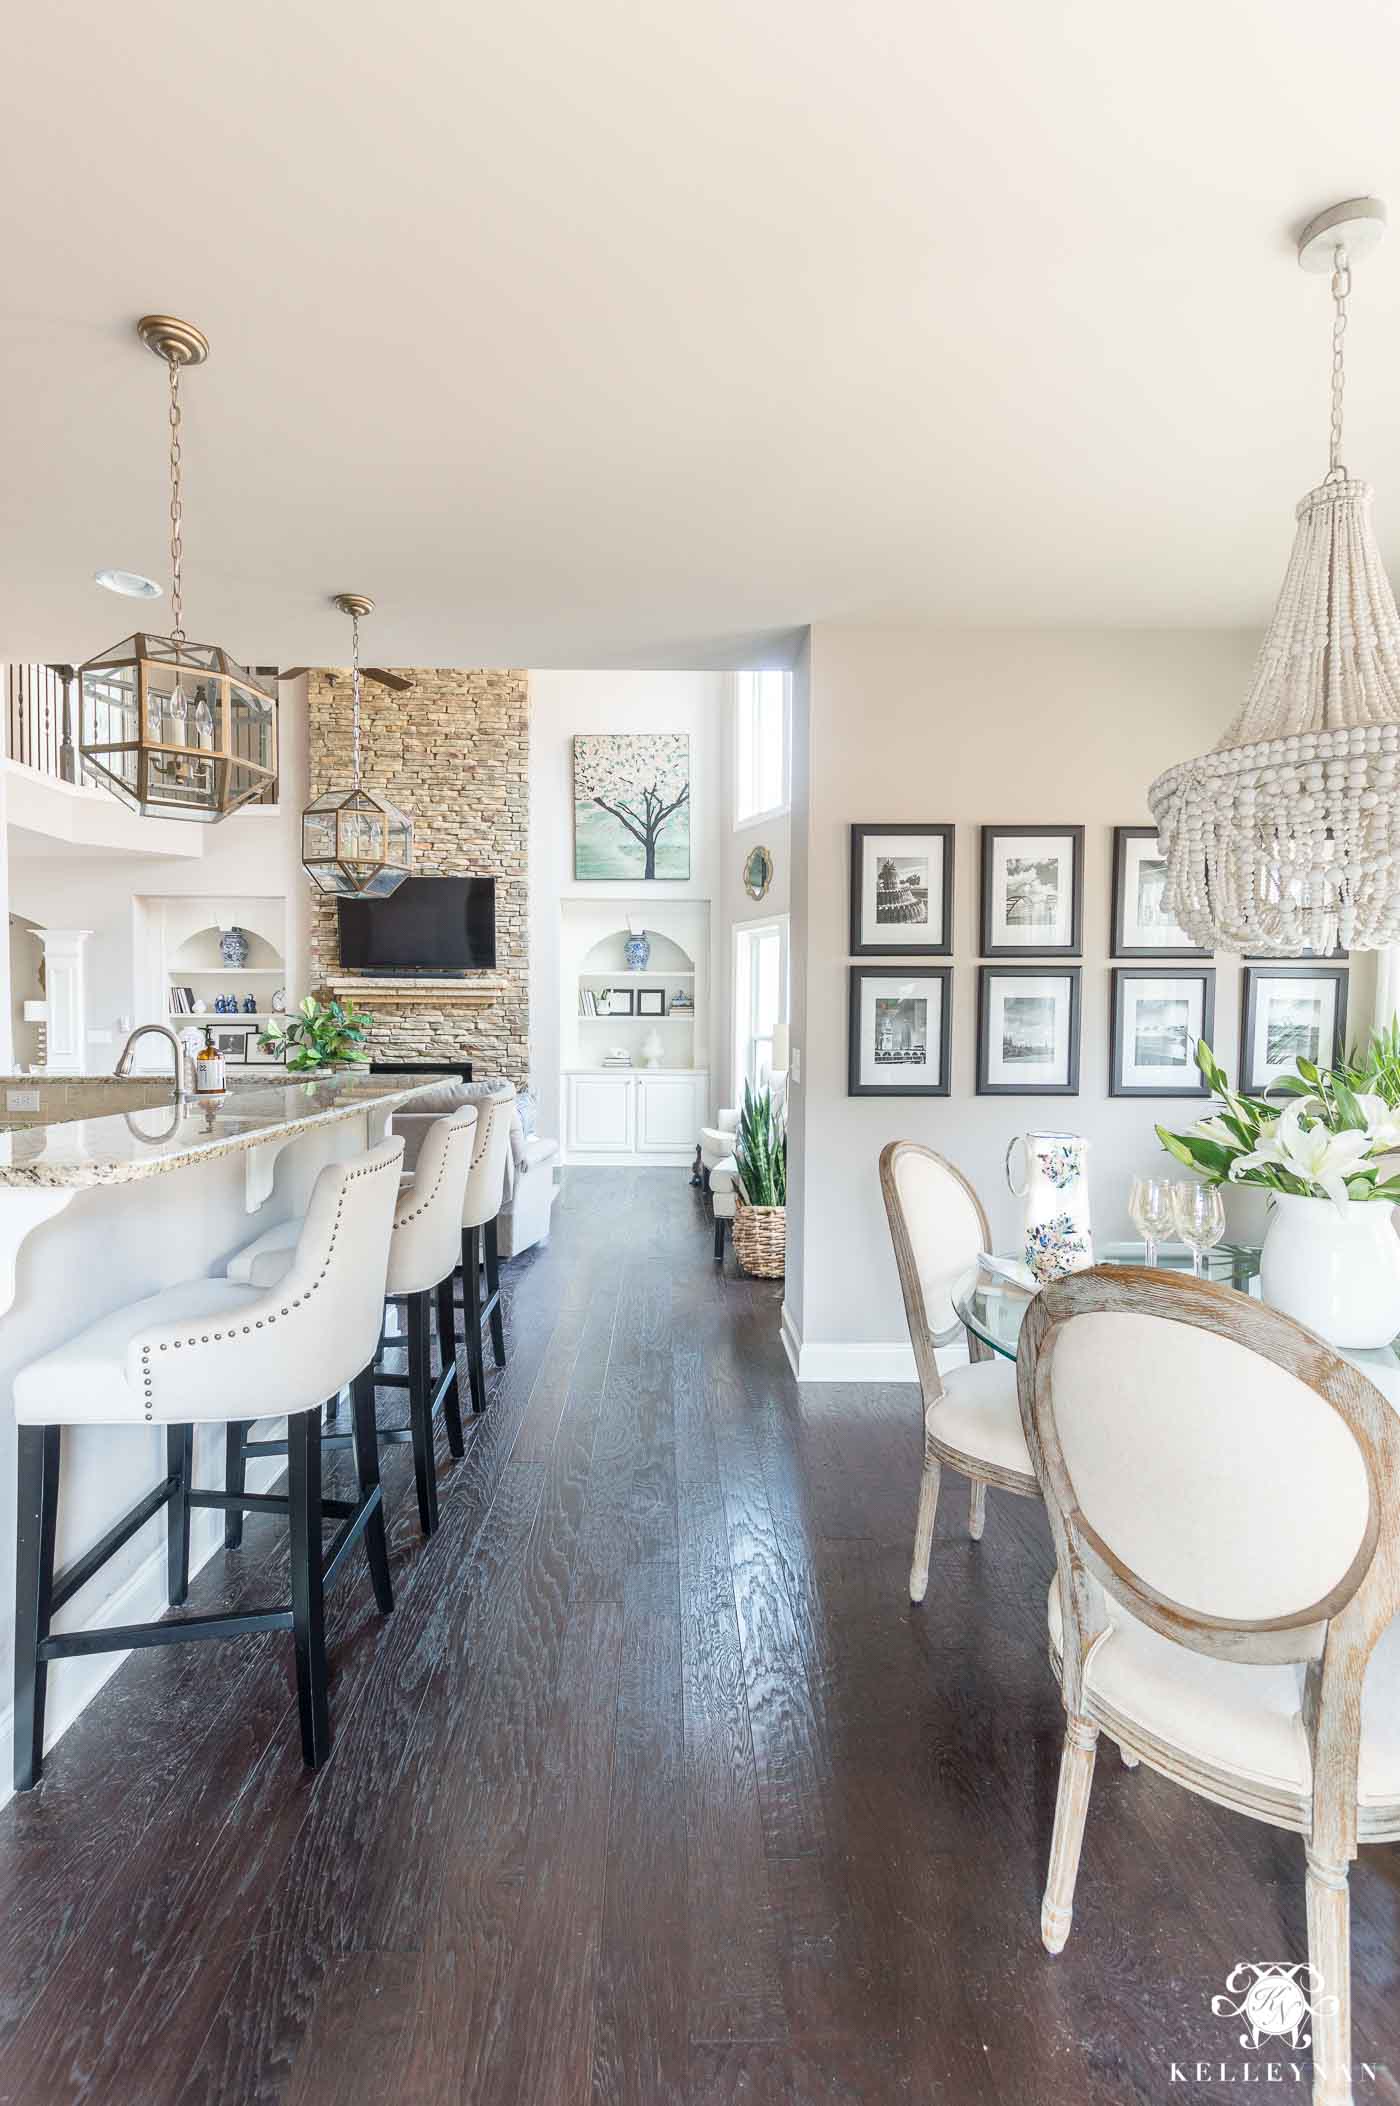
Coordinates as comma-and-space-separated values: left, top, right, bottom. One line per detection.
78, 316, 278, 820
1150, 198, 1400, 954
300, 595, 414, 897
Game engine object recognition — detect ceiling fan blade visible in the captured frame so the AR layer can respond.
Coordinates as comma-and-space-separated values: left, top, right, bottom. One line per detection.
364, 668, 412, 692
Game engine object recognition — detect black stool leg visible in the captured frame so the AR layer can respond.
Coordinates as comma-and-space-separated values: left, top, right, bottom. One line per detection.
407, 1289, 439, 1535
14, 1424, 60, 1792
350, 1367, 393, 1615
436, 1272, 464, 1458
462, 1225, 487, 1415
484, 1218, 506, 1368
167, 1424, 193, 1606
287, 1410, 330, 1768
714, 1216, 725, 1261
224, 1422, 247, 1550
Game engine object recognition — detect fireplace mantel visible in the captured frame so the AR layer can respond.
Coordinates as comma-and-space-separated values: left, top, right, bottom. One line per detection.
324, 975, 504, 1009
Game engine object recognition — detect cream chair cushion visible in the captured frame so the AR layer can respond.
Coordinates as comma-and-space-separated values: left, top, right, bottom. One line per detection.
14, 1281, 263, 1425
1048, 1585, 1400, 1808
891, 1147, 984, 1339
928, 1357, 1030, 1477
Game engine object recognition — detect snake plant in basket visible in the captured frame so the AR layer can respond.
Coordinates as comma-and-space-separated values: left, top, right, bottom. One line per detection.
732, 1080, 787, 1278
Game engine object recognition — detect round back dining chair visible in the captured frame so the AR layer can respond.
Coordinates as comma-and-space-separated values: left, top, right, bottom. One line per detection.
880, 1141, 1038, 1602
1017, 1265, 1400, 2106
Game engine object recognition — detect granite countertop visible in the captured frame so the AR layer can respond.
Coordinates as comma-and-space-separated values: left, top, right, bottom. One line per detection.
0, 1072, 453, 1189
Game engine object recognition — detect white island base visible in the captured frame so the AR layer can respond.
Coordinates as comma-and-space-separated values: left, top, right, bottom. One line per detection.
0, 1071, 450, 1796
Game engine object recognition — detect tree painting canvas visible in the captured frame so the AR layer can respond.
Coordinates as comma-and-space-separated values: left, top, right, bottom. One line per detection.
573, 733, 691, 879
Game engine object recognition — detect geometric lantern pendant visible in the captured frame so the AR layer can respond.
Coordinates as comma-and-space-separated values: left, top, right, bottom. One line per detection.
300, 594, 414, 897
78, 317, 278, 821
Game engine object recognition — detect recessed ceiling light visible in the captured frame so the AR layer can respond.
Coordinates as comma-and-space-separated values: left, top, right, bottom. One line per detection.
94, 567, 161, 598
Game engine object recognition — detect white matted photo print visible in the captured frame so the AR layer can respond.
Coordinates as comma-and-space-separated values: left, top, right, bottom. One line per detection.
849, 825, 953, 955
1111, 826, 1209, 957
1109, 968, 1215, 1097
1240, 966, 1348, 1095
976, 967, 1081, 1095
980, 826, 1083, 955
848, 967, 952, 1096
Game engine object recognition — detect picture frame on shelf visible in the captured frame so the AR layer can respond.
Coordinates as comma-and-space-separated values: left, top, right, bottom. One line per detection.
1239, 964, 1348, 1096
211, 1027, 251, 1063
636, 988, 666, 1017
1111, 826, 1210, 958
849, 824, 954, 956
244, 1033, 285, 1067
1109, 967, 1216, 1097
848, 966, 952, 1097
602, 987, 635, 1018
980, 825, 1083, 956
976, 966, 1081, 1095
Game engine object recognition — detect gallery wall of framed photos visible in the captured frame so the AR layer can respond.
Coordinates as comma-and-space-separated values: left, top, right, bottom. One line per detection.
844, 820, 1353, 1103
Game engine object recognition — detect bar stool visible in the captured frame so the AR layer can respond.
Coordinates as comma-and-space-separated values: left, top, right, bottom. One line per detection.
12, 1137, 405, 1791
224, 1106, 479, 1538
455, 1085, 516, 1414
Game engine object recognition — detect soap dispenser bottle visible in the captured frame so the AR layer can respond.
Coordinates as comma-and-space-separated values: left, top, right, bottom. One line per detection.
194, 1024, 227, 1097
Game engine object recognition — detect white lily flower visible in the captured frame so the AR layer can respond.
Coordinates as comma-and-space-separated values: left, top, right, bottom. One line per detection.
1230, 1099, 1375, 1211
1192, 1115, 1238, 1147
1355, 1092, 1400, 1152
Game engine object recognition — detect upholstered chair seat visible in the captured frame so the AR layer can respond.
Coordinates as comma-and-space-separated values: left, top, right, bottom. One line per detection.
928, 1358, 1031, 1482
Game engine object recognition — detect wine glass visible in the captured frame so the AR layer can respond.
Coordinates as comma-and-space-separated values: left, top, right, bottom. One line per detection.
1171, 1180, 1226, 1278
1129, 1175, 1175, 1270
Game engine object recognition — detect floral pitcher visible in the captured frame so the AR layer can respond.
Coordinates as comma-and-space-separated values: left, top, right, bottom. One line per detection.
1005, 1131, 1093, 1283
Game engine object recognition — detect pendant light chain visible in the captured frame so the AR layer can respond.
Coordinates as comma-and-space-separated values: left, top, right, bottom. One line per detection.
350, 605, 364, 790
167, 356, 185, 643
1328, 242, 1350, 479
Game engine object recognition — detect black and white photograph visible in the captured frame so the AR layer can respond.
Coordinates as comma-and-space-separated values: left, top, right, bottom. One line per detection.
211, 1027, 250, 1063
1111, 826, 1209, 957
848, 966, 951, 1095
1109, 967, 1215, 1096
849, 824, 953, 954
1240, 965, 1348, 1094
980, 825, 1083, 955
976, 966, 1081, 1094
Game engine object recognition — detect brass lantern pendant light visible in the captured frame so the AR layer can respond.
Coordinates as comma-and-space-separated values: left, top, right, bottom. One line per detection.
79, 316, 278, 820
300, 594, 414, 897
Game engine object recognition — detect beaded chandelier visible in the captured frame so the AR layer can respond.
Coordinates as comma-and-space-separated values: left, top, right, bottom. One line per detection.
1149, 199, 1400, 955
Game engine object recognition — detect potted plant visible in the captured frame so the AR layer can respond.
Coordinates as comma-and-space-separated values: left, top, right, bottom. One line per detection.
731, 1079, 787, 1279
1157, 1031, 1400, 1348
258, 995, 374, 1074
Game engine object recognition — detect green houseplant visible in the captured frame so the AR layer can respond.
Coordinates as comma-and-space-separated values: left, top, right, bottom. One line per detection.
1157, 1033, 1400, 1347
731, 1080, 787, 1278
258, 995, 373, 1074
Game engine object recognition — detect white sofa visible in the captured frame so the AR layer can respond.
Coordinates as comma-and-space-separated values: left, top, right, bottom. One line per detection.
701, 1109, 740, 1261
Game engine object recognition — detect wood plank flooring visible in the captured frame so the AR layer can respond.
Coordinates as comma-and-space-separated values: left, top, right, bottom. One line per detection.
2, 1168, 1398, 2105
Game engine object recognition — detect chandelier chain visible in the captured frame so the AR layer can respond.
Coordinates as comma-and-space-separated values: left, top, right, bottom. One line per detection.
1329, 242, 1350, 479
350, 608, 362, 789
167, 357, 185, 643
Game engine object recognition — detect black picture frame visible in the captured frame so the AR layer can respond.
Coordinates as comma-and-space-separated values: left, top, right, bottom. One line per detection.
211, 1027, 250, 1064
849, 823, 954, 956
847, 966, 952, 1097
1110, 825, 1211, 958
1108, 967, 1216, 1098
637, 988, 665, 1017
979, 824, 1084, 957
1239, 965, 1349, 1096
976, 966, 1082, 1095
604, 988, 635, 1017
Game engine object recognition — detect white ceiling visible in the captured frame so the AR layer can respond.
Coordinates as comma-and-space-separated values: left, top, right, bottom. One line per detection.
5, 0, 1400, 669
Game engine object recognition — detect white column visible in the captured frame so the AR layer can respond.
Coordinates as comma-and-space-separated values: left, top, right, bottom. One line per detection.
32, 928, 92, 1074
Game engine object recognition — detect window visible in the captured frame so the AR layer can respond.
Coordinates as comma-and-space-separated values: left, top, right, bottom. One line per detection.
734, 670, 790, 825
734, 917, 789, 1095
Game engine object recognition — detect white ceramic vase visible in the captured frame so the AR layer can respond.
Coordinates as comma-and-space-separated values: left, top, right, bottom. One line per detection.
1259, 1193, 1400, 1350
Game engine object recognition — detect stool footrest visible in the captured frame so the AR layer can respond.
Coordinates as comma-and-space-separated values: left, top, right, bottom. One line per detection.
40, 1606, 294, 1658
51, 1475, 180, 1614
189, 1490, 358, 1520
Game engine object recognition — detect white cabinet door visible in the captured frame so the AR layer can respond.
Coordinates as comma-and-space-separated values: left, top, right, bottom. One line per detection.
567, 1074, 634, 1155
635, 1073, 706, 1154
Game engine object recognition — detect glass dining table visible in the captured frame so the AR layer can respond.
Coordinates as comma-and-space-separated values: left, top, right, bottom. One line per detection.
952, 1242, 1400, 1406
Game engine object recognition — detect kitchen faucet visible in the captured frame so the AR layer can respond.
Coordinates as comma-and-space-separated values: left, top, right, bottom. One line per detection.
114, 1024, 190, 1096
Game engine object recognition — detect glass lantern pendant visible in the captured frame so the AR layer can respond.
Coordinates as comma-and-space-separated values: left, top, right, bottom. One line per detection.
300, 594, 414, 897
79, 317, 277, 820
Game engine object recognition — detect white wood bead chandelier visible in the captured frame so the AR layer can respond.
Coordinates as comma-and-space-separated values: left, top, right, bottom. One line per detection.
1149, 198, 1400, 955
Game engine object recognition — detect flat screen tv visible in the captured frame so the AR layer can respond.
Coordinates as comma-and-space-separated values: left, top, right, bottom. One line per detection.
337, 876, 496, 975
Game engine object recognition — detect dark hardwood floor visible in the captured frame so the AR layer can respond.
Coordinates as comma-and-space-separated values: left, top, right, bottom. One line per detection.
2, 1168, 1398, 2105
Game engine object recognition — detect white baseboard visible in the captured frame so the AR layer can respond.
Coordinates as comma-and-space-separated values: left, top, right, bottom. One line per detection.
0, 1428, 288, 1809
779, 1304, 966, 1384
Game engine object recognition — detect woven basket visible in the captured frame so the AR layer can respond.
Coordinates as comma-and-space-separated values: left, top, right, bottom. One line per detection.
732, 1201, 786, 1279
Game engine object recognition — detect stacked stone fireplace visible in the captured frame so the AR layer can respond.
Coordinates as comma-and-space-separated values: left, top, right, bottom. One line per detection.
306, 667, 529, 1084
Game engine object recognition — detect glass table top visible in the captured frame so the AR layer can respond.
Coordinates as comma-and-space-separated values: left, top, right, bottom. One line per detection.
952, 1243, 1400, 1404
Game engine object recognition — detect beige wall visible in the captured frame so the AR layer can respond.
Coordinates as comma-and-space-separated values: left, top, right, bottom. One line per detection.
783, 623, 1319, 1364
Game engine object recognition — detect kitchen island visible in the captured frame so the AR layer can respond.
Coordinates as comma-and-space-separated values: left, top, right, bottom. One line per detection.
0, 1069, 450, 1789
